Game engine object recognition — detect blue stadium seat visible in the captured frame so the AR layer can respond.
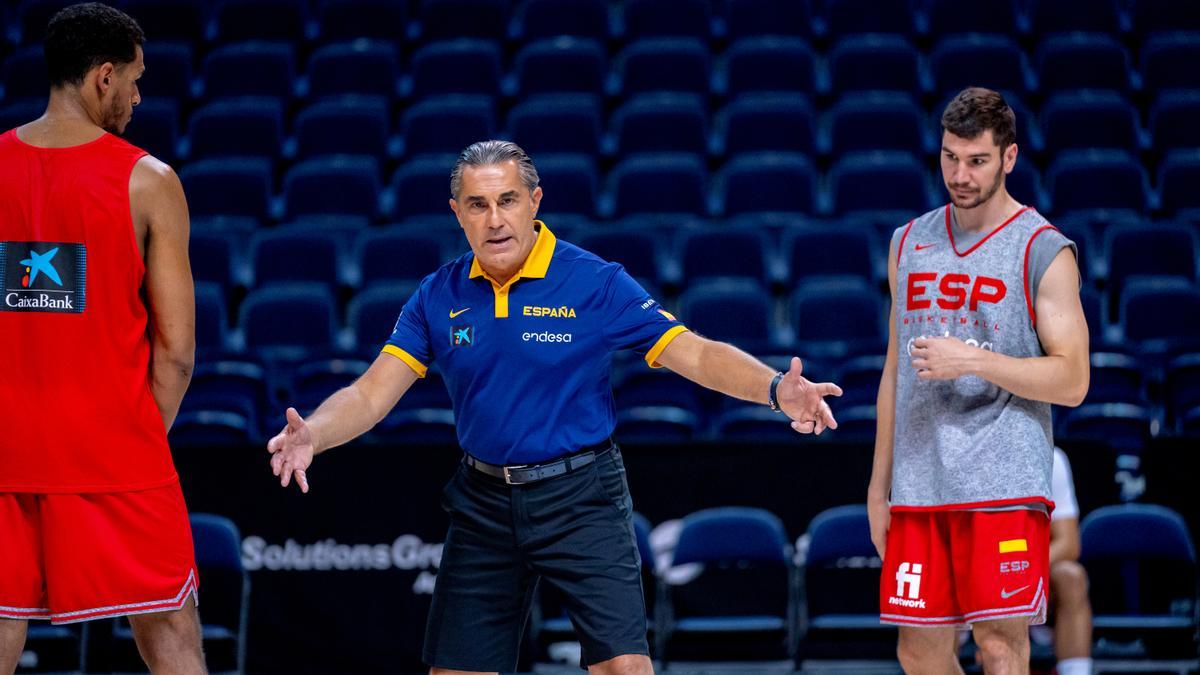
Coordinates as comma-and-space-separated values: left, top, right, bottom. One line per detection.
1159, 150, 1200, 214
295, 96, 390, 160
391, 156, 455, 216
185, 359, 268, 429
250, 228, 348, 289
786, 227, 879, 285
0, 100, 43, 134
720, 37, 817, 96
417, 0, 507, 41
616, 406, 699, 443
828, 151, 931, 215
181, 158, 273, 221
170, 411, 254, 445
1141, 33, 1200, 92
1131, 0, 1200, 37
14, 0, 63, 44
1080, 285, 1110, 348
657, 507, 795, 664
3, 45, 46, 102
510, 0, 611, 40
238, 284, 339, 358
1055, 219, 1099, 282
355, 227, 446, 287
927, 0, 1021, 36
1037, 33, 1133, 92
1086, 352, 1146, 404
726, 0, 811, 38
678, 279, 777, 351
1080, 504, 1198, 661
187, 514, 250, 673
533, 153, 599, 218
799, 504, 893, 660
621, 0, 712, 38
316, 0, 408, 43
194, 282, 230, 353
1166, 353, 1200, 431
307, 40, 400, 100
372, 407, 458, 444
213, 0, 310, 43
122, 0, 208, 42
828, 34, 923, 95
190, 231, 245, 296
612, 93, 708, 155
712, 407, 800, 442
835, 354, 885, 407
1149, 92, 1200, 152
613, 368, 705, 417
717, 152, 817, 216
1041, 91, 1141, 156
1059, 402, 1153, 450
283, 156, 382, 220
1119, 278, 1200, 353
929, 35, 1032, 98
202, 42, 296, 100
823, 0, 914, 37
140, 42, 195, 102
288, 358, 370, 410
186, 97, 284, 160
573, 227, 666, 285
824, 92, 930, 157
608, 153, 708, 218
346, 282, 413, 354
513, 37, 606, 97
1029, 0, 1121, 36
1047, 150, 1150, 214
791, 277, 885, 359
614, 38, 710, 96
507, 94, 603, 156
123, 99, 180, 164
679, 229, 772, 285
1006, 160, 1043, 208
716, 94, 816, 156
400, 95, 494, 158
1106, 222, 1198, 295
409, 39, 502, 98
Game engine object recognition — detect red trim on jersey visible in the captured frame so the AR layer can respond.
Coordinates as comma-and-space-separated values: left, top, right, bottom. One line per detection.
896, 219, 916, 266
890, 495, 1055, 513
1023, 225, 1060, 329
946, 204, 1032, 257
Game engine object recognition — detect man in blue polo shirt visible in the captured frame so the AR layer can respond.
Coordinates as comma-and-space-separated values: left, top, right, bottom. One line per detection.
267, 141, 842, 675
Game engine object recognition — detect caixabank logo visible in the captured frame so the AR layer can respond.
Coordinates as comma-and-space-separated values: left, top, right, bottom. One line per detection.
1, 241, 86, 314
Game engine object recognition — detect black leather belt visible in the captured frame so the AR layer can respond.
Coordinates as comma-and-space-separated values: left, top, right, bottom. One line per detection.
464, 440, 614, 486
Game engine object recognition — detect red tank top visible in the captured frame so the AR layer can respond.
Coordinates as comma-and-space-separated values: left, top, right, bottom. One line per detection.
0, 129, 177, 492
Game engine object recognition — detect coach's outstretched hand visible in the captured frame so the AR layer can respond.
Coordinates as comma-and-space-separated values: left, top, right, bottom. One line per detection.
778, 357, 843, 435
267, 407, 314, 493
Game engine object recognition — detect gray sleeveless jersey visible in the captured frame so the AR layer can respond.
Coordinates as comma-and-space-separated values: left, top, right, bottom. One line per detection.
891, 205, 1074, 509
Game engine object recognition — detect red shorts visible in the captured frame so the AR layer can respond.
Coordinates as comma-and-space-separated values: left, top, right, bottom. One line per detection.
880, 508, 1049, 628
0, 481, 198, 624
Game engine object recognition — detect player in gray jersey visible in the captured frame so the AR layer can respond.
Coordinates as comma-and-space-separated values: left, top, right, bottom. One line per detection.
867, 88, 1090, 675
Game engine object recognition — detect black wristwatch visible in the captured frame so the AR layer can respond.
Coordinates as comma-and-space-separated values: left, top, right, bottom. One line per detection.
767, 371, 785, 412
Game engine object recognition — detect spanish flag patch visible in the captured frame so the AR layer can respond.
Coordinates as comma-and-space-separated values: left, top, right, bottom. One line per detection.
998, 539, 1028, 554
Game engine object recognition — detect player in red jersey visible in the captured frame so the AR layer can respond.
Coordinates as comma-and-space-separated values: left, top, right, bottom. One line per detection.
0, 4, 202, 673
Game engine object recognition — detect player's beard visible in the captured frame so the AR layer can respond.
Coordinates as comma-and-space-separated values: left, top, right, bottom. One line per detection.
101, 95, 129, 135
949, 163, 1005, 209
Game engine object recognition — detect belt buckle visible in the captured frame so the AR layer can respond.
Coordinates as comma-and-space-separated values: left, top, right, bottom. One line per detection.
502, 464, 528, 485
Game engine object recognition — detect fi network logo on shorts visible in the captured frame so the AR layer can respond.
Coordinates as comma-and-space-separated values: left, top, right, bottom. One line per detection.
1, 241, 87, 314
888, 562, 926, 609
451, 325, 474, 347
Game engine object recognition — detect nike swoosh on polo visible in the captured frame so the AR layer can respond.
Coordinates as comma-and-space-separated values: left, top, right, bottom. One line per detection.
914, 243, 937, 251
449, 308, 471, 318
1000, 585, 1030, 599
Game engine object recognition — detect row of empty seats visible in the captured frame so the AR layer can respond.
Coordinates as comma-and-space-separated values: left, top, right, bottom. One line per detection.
8, 0, 1200, 47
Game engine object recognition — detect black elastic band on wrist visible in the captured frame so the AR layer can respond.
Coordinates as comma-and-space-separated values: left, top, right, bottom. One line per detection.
767, 371, 785, 412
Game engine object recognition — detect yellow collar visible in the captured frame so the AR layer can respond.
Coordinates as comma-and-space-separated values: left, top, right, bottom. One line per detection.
469, 220, 555, 284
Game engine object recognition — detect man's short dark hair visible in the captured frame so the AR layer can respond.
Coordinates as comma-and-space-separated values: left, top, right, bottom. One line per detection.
45, 3, 144, 88
941, 87, 1017, 151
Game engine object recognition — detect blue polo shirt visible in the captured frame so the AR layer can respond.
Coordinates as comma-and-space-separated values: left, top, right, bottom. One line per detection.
383, 222, 688, 465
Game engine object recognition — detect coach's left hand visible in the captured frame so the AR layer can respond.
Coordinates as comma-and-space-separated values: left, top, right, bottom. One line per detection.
910, 336, 979, 380
778, 357, 842, 435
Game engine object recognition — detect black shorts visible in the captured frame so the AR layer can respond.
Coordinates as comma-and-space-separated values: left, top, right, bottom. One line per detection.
423, 446, 649, 671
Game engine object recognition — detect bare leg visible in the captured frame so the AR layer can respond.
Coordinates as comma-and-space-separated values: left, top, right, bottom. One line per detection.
973, 617, 1030, 675
0, 619, 28, 675
897, 626, 965, 675
430, 670, 497, 675
1051, 560, 1092, 673
126, 596, 206, 675
589, 653, 653, 674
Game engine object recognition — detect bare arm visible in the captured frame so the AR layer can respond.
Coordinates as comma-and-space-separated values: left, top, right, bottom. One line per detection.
910, 247, 1090, 407
131, 157, 194, 431
1049, 517, 1081, 565
267, 352, 420, 491
656, 331, 842, 433
867, 240, 900, 558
